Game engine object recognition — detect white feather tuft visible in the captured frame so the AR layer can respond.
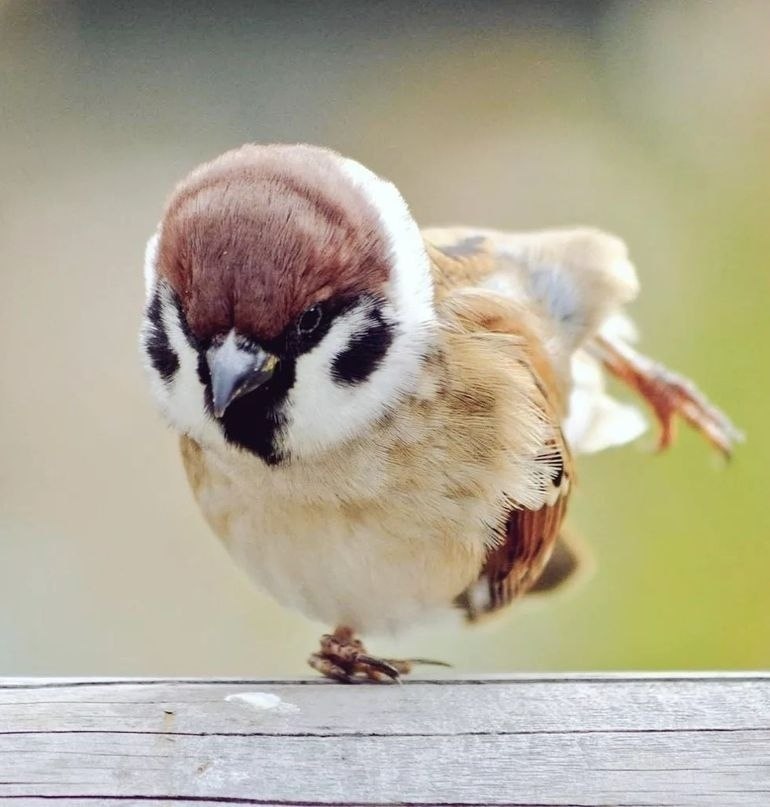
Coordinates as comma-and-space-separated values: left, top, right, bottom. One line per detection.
139, 274, 224, 449
339, 156, 437, 343
143, 232, 159, 299
564, 350, 647, 454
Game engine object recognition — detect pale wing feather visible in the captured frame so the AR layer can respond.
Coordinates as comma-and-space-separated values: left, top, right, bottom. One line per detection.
438, 286, 573, 618
425, 226, 648, 454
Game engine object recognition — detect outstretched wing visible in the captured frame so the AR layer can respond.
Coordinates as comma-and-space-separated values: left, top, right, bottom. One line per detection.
425, 225, 740, 458
425, 224, 638, 358
425, 225, 651, 457
430, 224, 738, 618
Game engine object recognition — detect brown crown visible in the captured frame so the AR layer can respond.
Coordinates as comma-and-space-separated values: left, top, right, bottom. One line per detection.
156, 144, 390, 342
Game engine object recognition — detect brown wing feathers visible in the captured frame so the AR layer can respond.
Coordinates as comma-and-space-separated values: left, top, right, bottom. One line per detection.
486, 490, 569, 609
428, 234, 575, 619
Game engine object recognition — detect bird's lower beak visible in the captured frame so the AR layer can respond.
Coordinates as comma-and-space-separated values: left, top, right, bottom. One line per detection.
207, 334, 279, 418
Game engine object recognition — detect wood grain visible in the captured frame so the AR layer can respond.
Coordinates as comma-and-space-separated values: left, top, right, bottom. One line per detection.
1, 675, 769, 806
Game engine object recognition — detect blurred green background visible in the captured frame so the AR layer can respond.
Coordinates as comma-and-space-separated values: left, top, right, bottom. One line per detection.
1, 0, 767, 675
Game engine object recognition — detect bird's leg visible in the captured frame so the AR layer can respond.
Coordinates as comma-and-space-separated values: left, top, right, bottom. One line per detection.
308, 626, 449, 683
590, 335, 743, 458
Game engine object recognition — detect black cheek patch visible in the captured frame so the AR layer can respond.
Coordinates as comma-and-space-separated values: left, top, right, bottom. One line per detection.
144, 291, 179, 383
332, 310, 393, 385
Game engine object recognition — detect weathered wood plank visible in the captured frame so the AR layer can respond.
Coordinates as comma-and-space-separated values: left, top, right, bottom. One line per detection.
1, 676, 769, 806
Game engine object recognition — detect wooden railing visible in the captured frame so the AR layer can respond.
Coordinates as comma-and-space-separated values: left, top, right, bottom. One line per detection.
2, 674, 768, 805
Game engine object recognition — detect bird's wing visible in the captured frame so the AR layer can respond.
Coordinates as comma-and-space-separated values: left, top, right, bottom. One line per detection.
438, 286, 574, 619
425, 226, 649, 455
465, 491, 570, 618
424, 225, 638, 361
424, 225, 740, 458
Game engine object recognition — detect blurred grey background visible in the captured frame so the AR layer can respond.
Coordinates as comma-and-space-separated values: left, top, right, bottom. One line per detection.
1, 0, 767, 675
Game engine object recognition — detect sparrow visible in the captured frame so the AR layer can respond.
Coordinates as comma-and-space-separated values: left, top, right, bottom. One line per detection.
140, 143, 741, 682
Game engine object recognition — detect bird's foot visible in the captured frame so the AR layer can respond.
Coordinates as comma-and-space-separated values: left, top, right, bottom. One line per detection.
308, 626, 449, 683
593, 336, 743, 458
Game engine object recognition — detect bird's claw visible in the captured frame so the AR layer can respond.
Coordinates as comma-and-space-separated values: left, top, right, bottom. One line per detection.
307, 627, 449, 683
593, 336, 743, 458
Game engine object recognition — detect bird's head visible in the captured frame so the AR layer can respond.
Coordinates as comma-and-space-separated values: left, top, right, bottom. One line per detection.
140, 144, 436, 463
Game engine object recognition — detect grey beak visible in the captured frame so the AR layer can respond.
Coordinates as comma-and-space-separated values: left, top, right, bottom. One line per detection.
207, 333, 278, 418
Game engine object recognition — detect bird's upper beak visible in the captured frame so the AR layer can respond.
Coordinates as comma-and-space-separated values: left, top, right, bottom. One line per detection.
206, 332, 279, 418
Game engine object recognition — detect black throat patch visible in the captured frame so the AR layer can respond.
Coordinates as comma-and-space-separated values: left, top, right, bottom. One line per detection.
215, 358, 294, 466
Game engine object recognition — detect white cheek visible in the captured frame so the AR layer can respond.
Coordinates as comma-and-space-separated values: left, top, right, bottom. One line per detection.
141, 283, 225, 449
282, 305, 432, 458
164, 311, 222, 446
282, 309, 371, 456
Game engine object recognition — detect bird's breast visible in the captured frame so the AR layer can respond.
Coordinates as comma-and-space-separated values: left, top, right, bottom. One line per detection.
179, 435, 489, 634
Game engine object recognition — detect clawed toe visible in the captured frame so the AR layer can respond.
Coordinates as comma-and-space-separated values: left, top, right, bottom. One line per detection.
356, 654, 403, 680
308, 652, 351, 683
593, 336, 743, 458
307, 627, 449, 684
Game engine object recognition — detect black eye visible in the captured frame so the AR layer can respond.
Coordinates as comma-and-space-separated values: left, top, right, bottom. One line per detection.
297, 304, 323, 335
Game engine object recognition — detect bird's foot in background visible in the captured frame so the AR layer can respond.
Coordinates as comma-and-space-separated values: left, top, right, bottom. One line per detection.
308, 626, 449, 683
593, 336, 743, 458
